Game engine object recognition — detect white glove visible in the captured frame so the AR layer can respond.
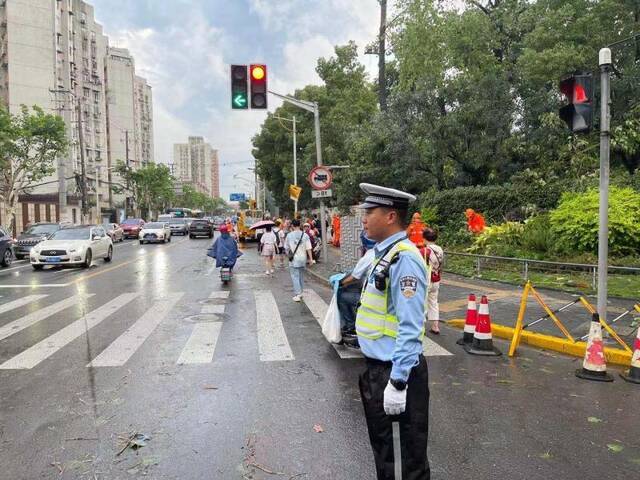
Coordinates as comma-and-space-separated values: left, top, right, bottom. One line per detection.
383, 381, 407, 415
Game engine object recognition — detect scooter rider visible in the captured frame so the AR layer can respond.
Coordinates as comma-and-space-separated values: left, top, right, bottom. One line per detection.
207, 225, 242, 273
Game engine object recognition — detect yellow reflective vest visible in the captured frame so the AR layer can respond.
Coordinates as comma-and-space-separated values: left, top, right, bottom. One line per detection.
356, 241, 427, 340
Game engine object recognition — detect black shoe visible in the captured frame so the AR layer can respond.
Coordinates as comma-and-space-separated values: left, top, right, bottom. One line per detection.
343, 336, 360, 349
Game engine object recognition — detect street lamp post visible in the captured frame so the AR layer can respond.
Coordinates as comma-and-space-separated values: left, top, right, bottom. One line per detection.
268, 90, 328, 264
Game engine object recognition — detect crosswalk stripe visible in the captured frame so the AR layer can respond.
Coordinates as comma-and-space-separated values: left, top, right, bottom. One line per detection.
0, 295, 93, 342
88, 292, 184, 367
201, 304, 225, 315
209, 291, 230, 299
0, 295, 48, 316
176, 322, 222, 365
302, 289, 362, 359
0, 293, 140, 370
254, 290, 294, 362
423, 336, 453, 356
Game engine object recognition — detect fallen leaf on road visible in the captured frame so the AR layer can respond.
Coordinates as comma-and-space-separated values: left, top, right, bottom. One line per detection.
587, 417, 602, 423
539, 451, 553, 460
630, 458, 640, 465
539, 368, 554, 374
313, 424, 324, 433
497, 380, 514, 385
607, 443, 624, 453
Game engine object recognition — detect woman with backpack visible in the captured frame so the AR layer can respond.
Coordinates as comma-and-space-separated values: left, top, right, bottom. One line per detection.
273, 219, 287, 269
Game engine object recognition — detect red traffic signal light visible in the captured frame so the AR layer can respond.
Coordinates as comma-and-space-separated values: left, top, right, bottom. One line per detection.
250, 64, 267, 109
230, 65, 248, 109
559, 73, 593, 133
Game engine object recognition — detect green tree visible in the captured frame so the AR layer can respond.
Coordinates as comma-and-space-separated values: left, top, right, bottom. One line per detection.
114, 161, 175, 220
0, 105, 68, 234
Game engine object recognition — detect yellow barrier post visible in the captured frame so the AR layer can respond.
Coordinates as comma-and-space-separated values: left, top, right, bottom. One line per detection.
509, 281, 531, 357
529, 286, 575, 342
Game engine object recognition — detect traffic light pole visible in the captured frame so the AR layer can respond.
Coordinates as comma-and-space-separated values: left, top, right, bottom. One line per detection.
597, 48, 612, 322
268, 90, 328, 264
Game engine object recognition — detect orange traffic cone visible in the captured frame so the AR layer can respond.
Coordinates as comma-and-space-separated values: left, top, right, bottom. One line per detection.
464, 296, 502, 356
620, 325, 640, 384
456, 294, 477, 346
576, 313, 613, 382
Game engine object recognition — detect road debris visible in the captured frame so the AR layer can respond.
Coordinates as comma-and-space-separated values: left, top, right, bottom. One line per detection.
116, 432, 151, 456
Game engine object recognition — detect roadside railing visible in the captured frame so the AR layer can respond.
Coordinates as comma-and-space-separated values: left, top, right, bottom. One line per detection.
444, 251, 640, 292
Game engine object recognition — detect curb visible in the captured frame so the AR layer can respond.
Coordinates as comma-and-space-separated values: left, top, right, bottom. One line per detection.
307, 267, 331, 286
446, 319, 632, 367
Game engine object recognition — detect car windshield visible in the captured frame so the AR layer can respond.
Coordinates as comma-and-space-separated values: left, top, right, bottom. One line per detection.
25, 224, 58, 235
168, 219, 185, 224
122, 219, 142, 225
192, 220, 208, 225
145, 223, 164, 229
50, 228, 91, 240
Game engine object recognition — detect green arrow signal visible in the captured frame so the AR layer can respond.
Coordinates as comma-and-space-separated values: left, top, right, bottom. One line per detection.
233, 94, 247, 108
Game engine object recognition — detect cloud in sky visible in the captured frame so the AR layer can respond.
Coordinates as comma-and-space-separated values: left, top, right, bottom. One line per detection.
92, 0, 381, 200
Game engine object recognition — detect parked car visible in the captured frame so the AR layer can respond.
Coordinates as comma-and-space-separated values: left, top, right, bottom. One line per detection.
189, 219, 214, 238
121, 218, 145, 239
13, 222, 62, 259
167, 218, 189, 236
30, 225, 113, 269
0, 226, 14, 267
139, 222, 172, 244
103, 222, 124, 243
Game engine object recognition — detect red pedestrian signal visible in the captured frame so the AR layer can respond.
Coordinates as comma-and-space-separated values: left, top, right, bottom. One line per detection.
230, 65, 248, 109
559, 73, 593, 133
250, 64, 267, 109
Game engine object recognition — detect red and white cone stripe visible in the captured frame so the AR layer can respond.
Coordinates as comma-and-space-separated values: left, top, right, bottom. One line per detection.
630, 327, 640, 369
463, 295, 477, 333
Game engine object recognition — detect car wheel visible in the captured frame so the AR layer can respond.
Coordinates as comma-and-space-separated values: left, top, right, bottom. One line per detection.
104, 246, 113, 262
189, 234, 194, 239
1, 248, 12, 267
140, 240, 145, 245
83, 249, 92, 268
32, 264, 44, 271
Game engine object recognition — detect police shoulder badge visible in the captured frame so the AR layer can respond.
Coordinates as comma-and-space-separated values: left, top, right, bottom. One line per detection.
399, 276, 418, 298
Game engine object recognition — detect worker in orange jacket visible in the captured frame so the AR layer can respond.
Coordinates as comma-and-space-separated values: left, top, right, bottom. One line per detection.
407, 212, 427, 257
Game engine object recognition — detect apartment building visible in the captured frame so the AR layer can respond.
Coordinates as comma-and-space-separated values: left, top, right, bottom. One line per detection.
173, 137, 220, 199
0, 0, 153, 228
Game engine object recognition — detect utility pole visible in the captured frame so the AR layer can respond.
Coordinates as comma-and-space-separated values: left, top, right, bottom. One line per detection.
125, 130, 131, 217
378, 0, 387, 111
597, 48, 612, 322
95, 166, 101, 223
76, 98, 88, 223
293, 115, 298, 216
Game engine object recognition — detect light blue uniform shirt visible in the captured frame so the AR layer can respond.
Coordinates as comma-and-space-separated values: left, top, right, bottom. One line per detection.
358, 231, 428, 382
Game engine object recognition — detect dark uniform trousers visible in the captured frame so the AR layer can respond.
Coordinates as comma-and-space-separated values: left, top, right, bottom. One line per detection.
359, 355, 430, 480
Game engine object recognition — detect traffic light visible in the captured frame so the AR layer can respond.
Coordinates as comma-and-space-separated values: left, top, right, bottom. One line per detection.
250, 64, 267, 109
230, 65, 248, 109
559, 73, 593, 133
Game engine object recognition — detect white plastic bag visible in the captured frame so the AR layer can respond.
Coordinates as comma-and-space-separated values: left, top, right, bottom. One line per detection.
322, 293, 342, 344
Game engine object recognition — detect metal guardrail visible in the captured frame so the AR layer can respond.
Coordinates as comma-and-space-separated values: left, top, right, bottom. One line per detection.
444, 251, 640, 289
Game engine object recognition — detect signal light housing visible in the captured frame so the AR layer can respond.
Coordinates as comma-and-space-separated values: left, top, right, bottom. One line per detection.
250, 64, 267, 109
231, 65, 248, 110
559, 72, 593, 133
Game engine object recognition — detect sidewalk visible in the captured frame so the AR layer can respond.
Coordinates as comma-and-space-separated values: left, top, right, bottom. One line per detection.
306, 244, 639, 348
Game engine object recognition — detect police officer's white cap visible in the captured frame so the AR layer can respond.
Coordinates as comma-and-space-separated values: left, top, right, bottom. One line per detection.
358, 183, 416, 210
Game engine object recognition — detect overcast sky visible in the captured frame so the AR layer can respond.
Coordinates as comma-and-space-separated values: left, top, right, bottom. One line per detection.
91, 0, 382, 200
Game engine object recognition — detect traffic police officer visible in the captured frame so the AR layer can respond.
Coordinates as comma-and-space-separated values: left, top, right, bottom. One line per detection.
356, 183, 430, 480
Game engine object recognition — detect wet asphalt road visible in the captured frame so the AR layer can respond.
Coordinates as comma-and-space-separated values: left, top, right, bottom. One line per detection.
0, 236, 639, 480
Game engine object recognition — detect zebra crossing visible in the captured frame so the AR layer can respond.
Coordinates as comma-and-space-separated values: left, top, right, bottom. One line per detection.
0, 286, 454, 371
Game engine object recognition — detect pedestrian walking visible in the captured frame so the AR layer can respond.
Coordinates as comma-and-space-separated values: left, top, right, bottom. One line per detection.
355, 183, 431, 479
423, 227, 444, 335
285, 219, 314, 302
273, 220, 287, 269
260, 225, 278, 275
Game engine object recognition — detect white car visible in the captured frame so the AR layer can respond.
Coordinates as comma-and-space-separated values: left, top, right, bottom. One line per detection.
30, 225, 113, 270
139, 222, 172, 244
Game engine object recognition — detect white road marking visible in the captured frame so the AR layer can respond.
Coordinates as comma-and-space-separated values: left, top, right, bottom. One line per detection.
254, 290, 294, 362
0, 284, 70, 288
0, 263, 33, 272
423, 336, 453, 356
176, 322, 222, 364
0, 293, 139, 370
204, 263, 217, 276
88, 292, 184, 367
302, 289, 362, 359
0, 295, 48, 316
0, 295, 92, 341
200, 304, 225, 315
209, 291, 230, 299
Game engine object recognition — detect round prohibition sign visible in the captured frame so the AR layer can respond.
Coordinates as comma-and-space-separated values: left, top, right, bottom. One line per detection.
308, 166, 333, 190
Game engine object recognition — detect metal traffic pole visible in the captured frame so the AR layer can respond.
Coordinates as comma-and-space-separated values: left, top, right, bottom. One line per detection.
597, 48, 612, 322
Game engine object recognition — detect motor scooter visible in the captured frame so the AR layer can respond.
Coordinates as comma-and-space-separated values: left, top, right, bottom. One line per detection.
220, 256, 233, 285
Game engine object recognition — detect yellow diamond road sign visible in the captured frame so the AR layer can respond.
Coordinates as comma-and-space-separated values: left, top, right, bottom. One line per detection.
289, 184, 302, 201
